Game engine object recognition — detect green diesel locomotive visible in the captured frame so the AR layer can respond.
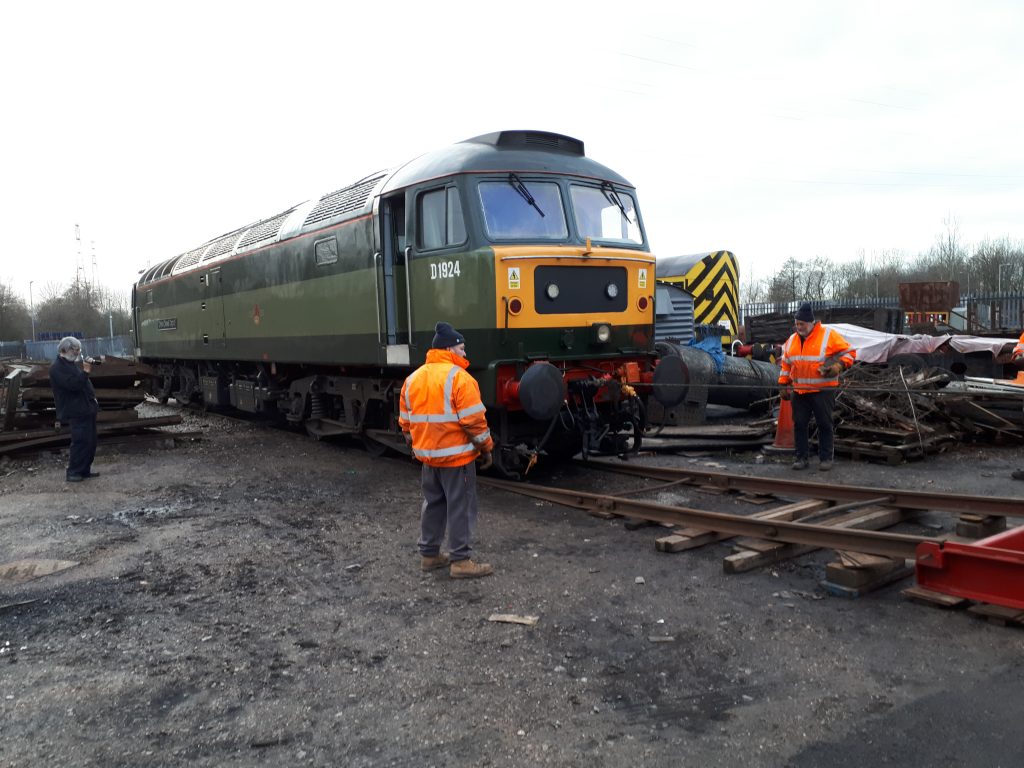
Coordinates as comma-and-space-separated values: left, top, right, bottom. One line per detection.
133, 130, 683, 475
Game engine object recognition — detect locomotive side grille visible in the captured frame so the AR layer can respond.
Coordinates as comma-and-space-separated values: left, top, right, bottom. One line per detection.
303, 173, 387, 227
654, 283, 695, 343
203, 232, 243, 260
237, 211, 292, 249
173, 245, 209, 272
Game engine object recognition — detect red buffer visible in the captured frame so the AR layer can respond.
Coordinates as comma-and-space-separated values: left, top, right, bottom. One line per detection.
916, 526, 1024, 610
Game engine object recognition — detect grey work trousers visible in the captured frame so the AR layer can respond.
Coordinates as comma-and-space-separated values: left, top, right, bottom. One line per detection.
419, 462, 478, 562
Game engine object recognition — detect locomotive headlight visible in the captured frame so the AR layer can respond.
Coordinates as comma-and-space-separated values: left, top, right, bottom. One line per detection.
605, 282, 619, 299
545, 282, 560, 301
593, 323, 612, 343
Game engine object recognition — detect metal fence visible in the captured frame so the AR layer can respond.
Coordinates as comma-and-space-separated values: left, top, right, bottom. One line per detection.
742, 293, 1024, 331
741, 296, 898, 321
1, 335, 134, 362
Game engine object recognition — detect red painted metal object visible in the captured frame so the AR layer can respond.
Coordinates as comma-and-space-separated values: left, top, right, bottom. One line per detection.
916, 526, 1024, 610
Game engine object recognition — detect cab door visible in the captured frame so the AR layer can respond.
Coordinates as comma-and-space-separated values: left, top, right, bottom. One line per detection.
201, 267, 227, 350
378, 193, 410, 365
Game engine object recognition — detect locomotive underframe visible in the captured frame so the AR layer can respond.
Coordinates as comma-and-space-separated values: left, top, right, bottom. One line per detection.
147, 357, 645, 477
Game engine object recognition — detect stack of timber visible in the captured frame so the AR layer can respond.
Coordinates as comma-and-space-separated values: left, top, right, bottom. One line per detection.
830, 365, 1024, 463
938, 376, 1024, 440
0, 356, 178, 455
641, 422, 774, 453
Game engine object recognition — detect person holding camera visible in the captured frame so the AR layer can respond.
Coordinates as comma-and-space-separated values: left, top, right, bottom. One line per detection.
50, 336, 100, 482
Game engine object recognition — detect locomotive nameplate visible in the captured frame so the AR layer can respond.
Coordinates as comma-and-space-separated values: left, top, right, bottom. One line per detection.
157, 318, 178, 332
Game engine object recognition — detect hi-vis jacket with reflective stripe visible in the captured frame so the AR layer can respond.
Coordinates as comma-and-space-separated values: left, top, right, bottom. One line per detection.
1013, 332, 1024, 359
399, 349, 495, 468
778, 322, 856, 394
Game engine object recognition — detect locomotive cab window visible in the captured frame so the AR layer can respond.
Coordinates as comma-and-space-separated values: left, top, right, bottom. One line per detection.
478, 179, 567, 240
417, 187, 466, 250
570, 184, 642, 245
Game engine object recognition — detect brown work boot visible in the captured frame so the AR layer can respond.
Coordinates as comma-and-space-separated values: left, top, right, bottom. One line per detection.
421, 553, 450, 572
450, 559, 493, 579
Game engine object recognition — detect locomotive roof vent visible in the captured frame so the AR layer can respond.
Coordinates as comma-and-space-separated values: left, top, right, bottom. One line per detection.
465, 131, 585, 156
304, 172, 388, 228
237, 210, 294, 250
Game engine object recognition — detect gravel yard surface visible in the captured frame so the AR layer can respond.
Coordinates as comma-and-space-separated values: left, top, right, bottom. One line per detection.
2, 404, 1023, 767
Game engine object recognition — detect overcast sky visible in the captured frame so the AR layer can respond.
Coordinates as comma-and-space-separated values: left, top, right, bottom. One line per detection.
2, 1, 1022, 303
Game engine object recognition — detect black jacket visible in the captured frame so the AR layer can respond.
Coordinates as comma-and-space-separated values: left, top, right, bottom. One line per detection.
50, 356, 98, 422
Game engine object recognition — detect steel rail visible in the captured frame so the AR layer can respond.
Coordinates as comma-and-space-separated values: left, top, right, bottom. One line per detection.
479, 477, 934, 560
581, 459, 1024, 518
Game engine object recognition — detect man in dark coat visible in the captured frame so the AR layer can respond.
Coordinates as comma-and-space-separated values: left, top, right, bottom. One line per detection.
49, 336, 100, 482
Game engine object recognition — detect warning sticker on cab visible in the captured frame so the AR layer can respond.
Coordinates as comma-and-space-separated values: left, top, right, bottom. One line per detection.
508, 267, 521, 290
638, 268, 648, 289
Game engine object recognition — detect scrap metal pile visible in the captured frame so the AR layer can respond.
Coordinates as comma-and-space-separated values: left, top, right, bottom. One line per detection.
831, 364, 1024, 463
0, 356, 180, 456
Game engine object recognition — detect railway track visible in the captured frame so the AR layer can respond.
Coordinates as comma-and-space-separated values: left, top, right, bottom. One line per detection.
479, 458, 1020, 565
579, 458, 1024, 518
479, 475, 933, 560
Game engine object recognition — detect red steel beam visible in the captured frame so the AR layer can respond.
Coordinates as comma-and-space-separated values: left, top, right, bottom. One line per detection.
915, 527, 1024, 610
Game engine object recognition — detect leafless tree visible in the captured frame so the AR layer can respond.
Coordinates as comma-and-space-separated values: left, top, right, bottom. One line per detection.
0, 281, 32, 341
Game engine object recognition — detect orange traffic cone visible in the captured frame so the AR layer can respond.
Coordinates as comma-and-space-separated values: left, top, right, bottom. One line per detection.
763, 397, 795, 453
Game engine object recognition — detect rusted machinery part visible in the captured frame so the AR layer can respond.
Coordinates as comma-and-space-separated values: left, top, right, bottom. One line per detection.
655, 341, 779, 411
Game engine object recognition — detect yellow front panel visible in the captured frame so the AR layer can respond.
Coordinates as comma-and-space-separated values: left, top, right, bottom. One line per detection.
492, 245, 656, 329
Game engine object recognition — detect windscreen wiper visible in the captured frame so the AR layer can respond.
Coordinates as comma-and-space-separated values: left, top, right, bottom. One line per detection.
601, 181, 631, 222
509, 173, 545, 218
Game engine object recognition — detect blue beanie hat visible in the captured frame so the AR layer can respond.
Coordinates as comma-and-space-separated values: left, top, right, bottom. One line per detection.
794, 303, 815, 323
431, 321, 465, 349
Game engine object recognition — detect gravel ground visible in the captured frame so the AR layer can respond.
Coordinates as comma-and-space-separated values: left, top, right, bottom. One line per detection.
1, 404, 1023, 767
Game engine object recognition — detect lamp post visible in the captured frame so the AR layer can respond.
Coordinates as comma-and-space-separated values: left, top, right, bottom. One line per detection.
28, 280, 35, 342
874, 273, 879, 301
998, 263, 1011, 294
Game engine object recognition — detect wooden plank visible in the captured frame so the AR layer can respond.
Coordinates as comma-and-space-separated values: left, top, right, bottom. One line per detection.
821, 564, 914, 598
901, 585, 969, 608
825, 558, 910, 588
968, 603, 1024, 627
955, 515, 1007, 539
736, 493, 775, 505
837, 551, 899, 569
695, 484, 727, 495
0, 558, 79, 585
2, 369, 22, 431
0, 415, 183, 454
655, 499, 830, 553
20, 387, 145, 401
723, 506, 905, 574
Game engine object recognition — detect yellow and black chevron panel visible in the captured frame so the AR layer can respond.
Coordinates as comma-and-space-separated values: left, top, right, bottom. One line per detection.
656, 250, 739, 344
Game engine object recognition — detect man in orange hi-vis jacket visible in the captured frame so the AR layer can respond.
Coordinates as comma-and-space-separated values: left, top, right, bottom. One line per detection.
778, 303, 856, 473
400, 322, 496, 579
